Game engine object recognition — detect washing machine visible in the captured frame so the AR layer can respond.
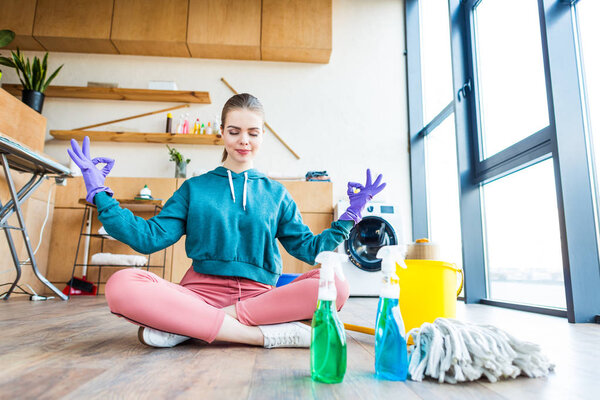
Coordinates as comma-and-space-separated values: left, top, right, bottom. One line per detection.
334, 200, 404, 296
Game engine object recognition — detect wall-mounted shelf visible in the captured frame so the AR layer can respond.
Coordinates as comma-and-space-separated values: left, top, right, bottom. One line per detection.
50, 130, 223, 145
2, 84, 211, 104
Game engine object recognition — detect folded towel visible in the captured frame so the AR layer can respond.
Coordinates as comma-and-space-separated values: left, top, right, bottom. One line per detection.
98, 226, 116, 240
90, 253, 148, 267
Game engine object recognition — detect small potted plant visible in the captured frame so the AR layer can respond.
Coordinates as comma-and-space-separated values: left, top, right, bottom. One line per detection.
0, 29, 15, 82
167, 145, 190, 178
0, 48, 63, 113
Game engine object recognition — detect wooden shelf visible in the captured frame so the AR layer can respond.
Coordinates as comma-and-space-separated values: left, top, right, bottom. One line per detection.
2, 84, 211, 104
50, 130, 223, 145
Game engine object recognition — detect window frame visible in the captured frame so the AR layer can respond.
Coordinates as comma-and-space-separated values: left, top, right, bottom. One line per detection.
407, 0, 600, 322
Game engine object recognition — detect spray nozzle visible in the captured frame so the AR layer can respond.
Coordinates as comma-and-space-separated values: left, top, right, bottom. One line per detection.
316, 251, 347, 281
377, 245, 407, 274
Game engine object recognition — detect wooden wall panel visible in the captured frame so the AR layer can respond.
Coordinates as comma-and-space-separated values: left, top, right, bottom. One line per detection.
279, 212, 334, 274
187, 0, 261, 60
261, 0, 332, 63
278, 181, 332, 213
0, 175, 56, 297
0, 89, 47, 154
111, 0, 190, 57
33, 0, 118, 54
0, 0, 45, 51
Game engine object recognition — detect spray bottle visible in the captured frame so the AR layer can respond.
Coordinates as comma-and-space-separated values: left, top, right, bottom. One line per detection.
374, 245, 408, 381
311, 251, 347, 384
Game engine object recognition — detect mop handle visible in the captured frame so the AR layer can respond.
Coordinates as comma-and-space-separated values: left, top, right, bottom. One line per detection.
344, 323, 375, 335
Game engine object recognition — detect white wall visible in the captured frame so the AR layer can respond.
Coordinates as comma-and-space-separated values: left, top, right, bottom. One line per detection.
2, 0, 412, 241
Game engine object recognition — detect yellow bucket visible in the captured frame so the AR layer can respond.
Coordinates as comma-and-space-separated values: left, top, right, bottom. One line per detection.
396, 259, 463, 333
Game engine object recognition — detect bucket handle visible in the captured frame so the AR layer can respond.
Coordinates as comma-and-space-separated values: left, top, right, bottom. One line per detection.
444, 263, 464, 298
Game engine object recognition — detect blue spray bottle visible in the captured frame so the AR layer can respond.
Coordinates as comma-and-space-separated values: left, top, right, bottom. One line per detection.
374, 245, 408, 381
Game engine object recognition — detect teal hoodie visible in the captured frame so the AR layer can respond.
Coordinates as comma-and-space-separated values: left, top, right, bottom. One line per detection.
94, 166, 353, 285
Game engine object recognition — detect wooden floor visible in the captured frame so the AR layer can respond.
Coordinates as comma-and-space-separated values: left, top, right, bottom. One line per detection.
1, 297, 598, 400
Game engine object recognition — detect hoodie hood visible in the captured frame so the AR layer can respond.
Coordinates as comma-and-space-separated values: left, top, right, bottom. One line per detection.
208, 166, 267, 211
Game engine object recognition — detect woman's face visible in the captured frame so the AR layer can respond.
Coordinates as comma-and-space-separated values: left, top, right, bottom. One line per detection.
223, 108, 264, 164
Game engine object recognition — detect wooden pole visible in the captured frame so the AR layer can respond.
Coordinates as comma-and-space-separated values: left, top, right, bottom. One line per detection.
344, 323, 375, 335
220, 77, 301, 160
75, 104, 190, 131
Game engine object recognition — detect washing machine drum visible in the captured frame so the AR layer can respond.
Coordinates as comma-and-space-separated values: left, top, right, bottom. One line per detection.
344, 216, 398, 272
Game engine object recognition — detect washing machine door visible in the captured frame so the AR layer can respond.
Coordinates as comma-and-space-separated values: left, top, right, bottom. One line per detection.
344, 216, 398, 272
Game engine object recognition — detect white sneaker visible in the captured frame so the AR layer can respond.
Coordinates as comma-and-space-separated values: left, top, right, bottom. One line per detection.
138, 326, 190, 348
258, 321, 311, 349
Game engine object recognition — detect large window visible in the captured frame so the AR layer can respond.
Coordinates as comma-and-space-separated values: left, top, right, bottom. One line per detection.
417, 0, 464, 269
473, 0, 550, 158
577, 0, 600, 246
483, 159, 565, 308
408, 0, 600, 322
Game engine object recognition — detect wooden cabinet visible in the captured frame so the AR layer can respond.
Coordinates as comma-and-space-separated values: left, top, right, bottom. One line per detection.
48, 178, 333, 287
0, 0, 45, 51
261, 0, 332, 63
33, 0, 118, 54
47, 177, 178, 293
111, 0, 190, 57
0, 88, 46, 153
5, 0, 333, 63
187, 0, 261, 60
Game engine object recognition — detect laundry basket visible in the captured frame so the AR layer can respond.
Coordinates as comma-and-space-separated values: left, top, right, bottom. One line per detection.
397, 259, 463, 333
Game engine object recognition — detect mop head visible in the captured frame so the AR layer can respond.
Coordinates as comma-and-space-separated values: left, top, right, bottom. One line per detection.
406, 318, 555, 384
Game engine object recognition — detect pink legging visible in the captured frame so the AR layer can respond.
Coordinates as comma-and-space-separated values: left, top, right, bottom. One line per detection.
105, 267, 350, 343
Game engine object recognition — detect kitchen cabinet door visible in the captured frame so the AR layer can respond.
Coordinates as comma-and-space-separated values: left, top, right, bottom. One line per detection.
187, 0, 261, 60
0, 0, 45, 51
261, 0, 332, 63
33, 0, 118, 54
279, 212, 334, 274
111, 0, 190, 57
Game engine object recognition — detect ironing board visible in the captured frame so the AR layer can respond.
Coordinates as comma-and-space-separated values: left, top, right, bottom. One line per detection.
0, 132, 71, 300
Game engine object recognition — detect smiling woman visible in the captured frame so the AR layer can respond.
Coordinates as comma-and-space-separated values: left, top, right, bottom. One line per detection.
66, 92, 388, 351
220, 93, 265, 167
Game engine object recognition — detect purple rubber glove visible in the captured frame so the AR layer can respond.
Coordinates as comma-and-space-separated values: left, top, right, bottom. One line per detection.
339, 169, 386, 224
67, 136, 114, 204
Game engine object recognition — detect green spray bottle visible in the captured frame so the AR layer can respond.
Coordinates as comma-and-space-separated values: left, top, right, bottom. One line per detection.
310, 251, 347, 383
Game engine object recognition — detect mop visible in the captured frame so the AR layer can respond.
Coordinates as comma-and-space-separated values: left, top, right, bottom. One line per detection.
406, 318, 555, 383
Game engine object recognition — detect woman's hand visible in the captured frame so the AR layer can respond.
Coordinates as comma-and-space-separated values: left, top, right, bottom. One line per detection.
339, 169, 386, 224
67, 136, 115, 203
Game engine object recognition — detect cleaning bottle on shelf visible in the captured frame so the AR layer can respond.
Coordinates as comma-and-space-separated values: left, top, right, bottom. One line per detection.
374, 245, 408, 381
215, 115, 222, 138
206, 121, 213, 135
182, 113, 190, 134
176, 114, 184, 134
311, 251, 347, 384
193, 118, 200, 135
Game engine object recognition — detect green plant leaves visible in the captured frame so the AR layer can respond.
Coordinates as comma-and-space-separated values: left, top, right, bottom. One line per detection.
0, 30, 15, 48
2, 49, 62, 92
166, 144, 189, 165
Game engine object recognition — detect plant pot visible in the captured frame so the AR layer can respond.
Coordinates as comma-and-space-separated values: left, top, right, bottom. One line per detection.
175, 162, 187, 178
21, 89, 45, 113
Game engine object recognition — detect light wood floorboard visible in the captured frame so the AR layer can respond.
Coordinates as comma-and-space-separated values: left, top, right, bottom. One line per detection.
1, 297, 598, 399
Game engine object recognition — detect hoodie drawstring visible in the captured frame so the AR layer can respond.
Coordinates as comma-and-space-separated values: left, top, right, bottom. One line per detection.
243, 172, 248, 211
227, 170, 236, 203
227, 169, 249, 211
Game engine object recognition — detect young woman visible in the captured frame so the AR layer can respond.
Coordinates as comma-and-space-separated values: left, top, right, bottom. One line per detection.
67, 93, 386, 348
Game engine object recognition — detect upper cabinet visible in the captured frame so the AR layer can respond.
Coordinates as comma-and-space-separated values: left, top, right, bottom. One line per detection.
0, 0, 45, 51
4, 0, 332, 64
33, 0, 117, 54
187, 0, 262, 61
261, 0, 332, 63
111, 0, 190, 57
